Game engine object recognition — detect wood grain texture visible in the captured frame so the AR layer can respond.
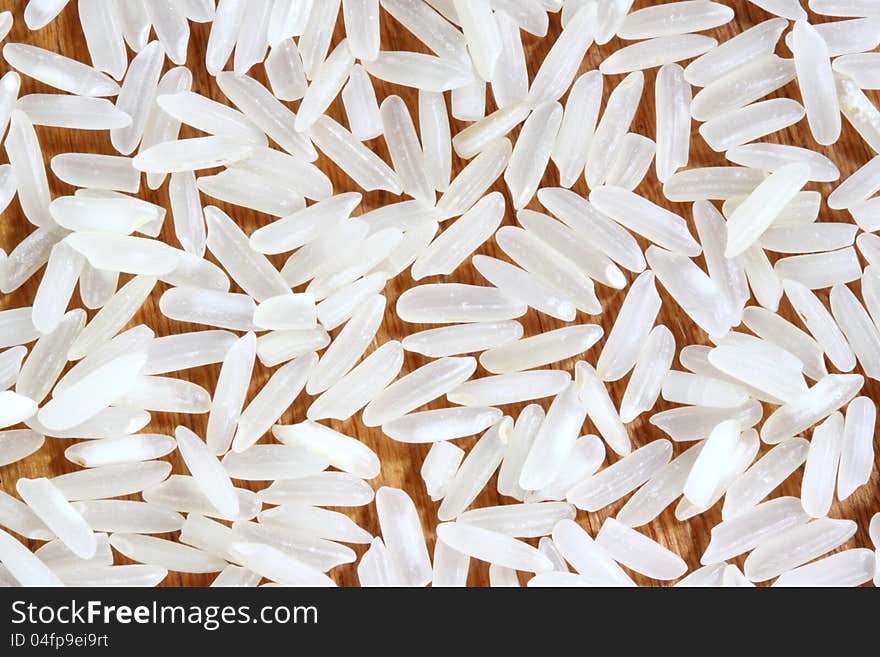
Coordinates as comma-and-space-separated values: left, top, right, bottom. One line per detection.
0, 1, 878, 587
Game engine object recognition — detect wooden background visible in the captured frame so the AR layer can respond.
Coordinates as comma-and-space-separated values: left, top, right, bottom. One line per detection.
0, 0, 878, 587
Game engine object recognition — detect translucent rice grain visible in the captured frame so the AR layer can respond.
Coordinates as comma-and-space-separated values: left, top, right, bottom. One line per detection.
0, 390, 38, 430
112, 534, 224, 574
585, 71, 644, 189
68, 275, 157, 360
726, 143, 839, 183
16, 478, 95, 559
551, 72, 602, 188
594, 188, 700, 258
573, 362, 629, 456
29, 407, 150, 440
699, 98, 805, 152
744, 517, 856, 582
495, 405, 542, 501
421, 441, 465, 502
837, 397, 875, 500
64, 434, 176, 467
683, 420, 741, 508
653, 64, 692, 183
309, 115, 401, 192
783, 279, 855, 371
254, 425, 362, 481
619, 325, 675, 423
504, 101, 562, 209
413, 194, 503, 280
250, 193, 361, 255
739, 245, 781, 310
5, 110, 52, 228
438, 419, 510, 521
204, 207, 288, 302
216, 73, 316, 160
51, 461, 170, 501
437, 137, 511, 218
551, 519, 635, 586
691, 55, 796, 122
359, 537, 404, 586
381, 0, 469, 65
174, 426, 239, 520
143, 0, 189, 65
809, 0, 880, 19
231, 0, 270, 76
594, 0, 634, 44
307, 341, 402, 421
661, 371, 749, 408
362, 356, 477, 428
495, 227, 601, 314
258, 472, 375, 508
775, 248, 861, 290
378, 95, 434, 205
600, 35, 717, 75
0, 429, 43, 467
761, 373, 863, 444
144, 475, 259, 521
829, 284, 880, 381
50, 153, 139, 193
617, 441, 704, 527
836, 74, 880, 153
479, 325, 602, 375
650, 400, 763, 442
2, 43, 119, 96
376, 487, 431, 587
675, 428, 760, 520
110, 41, 164, 156
490, 11, 528, 107
259, 504, 371, 545
833, 53, 880, 90
157, 92, 265, 145
472, 256, 576, 321
774, 549, 875, 587
436, 522, 552, 573
204, 0, 245, 75
791, 20, 841, 145
221, 444, 328, 481
800, 412, 843, 518
646, 246, 730, 337
567, 440, 672, 511
232, 352, 316, 453
24, 0, 69, 30
265, 39, 308, 102
703, 496, 810, 564
448, 370, 569, 408
17, 94, 131, 130
618, 1, 734, 39
537, 187, 645, 273
71, 500, 182, 535
761, 224, 856, 255
452, 0, 502, 81
78, 0, 126, 81
741, 307, 827, 382
402, 322, 522, 360
596, 518, 687, 580
527, 3, 596, 106
0, 529, 62, 586
113, 0, 150, 52
517, 384, 587, 490
596, 272, 661, 380
684, 18, 787, 86
0, 488, 53, 540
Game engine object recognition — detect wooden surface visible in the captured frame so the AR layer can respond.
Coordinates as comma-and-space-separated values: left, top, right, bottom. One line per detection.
1, 1, 878, 587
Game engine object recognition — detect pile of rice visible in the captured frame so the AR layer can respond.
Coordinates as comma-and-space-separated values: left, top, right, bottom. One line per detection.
0, 0, 878, 587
